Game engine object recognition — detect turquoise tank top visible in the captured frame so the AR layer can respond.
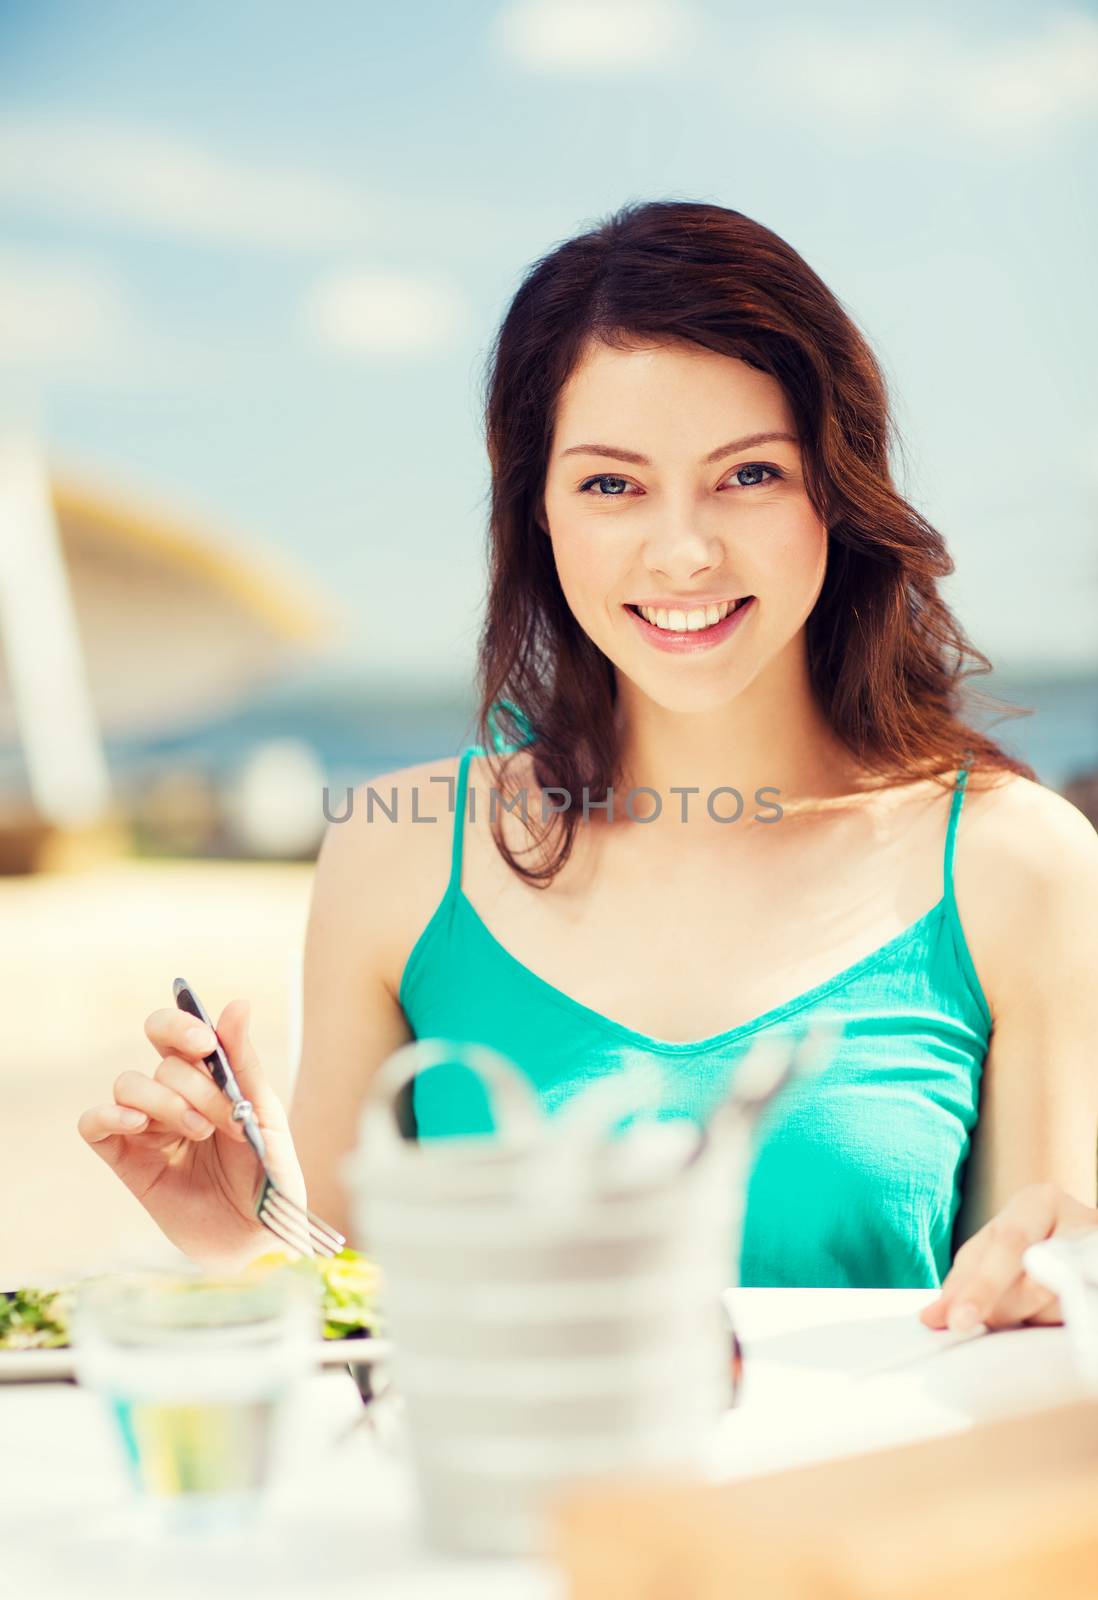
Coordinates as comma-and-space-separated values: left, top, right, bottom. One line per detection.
398, 735, 992, 1290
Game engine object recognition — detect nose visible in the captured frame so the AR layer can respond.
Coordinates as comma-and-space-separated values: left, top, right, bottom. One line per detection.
642, 516, 721, 585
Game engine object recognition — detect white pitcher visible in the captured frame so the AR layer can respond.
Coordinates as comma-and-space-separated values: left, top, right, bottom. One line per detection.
342, 1027, 837, 1557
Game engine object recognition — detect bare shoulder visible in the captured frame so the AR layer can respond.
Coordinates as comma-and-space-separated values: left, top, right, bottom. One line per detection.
954, 769, 1098, 1016
961, 768, 1098, 882
313, 753, 464, 998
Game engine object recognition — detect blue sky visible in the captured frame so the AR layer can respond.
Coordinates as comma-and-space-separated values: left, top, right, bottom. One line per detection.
2, 0, 1096, 687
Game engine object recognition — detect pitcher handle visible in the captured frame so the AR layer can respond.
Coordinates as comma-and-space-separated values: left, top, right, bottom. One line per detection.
358, 1036, 546, 1164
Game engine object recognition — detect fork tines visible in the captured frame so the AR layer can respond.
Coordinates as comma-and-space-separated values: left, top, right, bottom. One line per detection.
256, 1176, 346, 1258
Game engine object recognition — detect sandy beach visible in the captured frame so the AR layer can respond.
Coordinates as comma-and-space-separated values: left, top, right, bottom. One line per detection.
0, 857, 316, 1286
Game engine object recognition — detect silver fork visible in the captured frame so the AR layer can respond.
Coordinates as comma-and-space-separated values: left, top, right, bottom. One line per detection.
173, 978, 345, 1258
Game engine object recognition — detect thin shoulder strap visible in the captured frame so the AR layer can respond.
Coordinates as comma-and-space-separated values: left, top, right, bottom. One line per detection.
447, 743, 483, 896
448, 702, 535, 894
942, 759, 972, 907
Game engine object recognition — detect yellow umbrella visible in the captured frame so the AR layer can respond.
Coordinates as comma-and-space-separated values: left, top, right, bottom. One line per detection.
0, 436, 342, 865
6, 469, 339, 741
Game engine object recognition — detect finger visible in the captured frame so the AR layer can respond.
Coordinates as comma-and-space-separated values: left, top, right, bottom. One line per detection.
144, 1006, 217, 1063
77, 1100, 162, 1177
934, 1187, 1062, 1330
78, 1102, 151, 1148
154, 1055, 248, 1142
982, 1273, 1060, 1330
111, 1068, 218, 1141
935, 1268, 1058, 1331
214, 1000, 287, 1128
920, 1234, 984, 1327
919, 1297, 950, 1329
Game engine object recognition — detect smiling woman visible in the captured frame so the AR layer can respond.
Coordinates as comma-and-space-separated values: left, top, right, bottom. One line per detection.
389, 199, 1098, 1303
81, 199, 1098, 1320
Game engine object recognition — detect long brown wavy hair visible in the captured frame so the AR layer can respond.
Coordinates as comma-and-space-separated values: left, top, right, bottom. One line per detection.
467, 198, 1035, 886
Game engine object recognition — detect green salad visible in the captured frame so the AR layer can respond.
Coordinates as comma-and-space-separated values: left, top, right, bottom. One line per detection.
244, 1246, 383, 1340
0, 1248, 381, 1351
0, 1286, 73, 1351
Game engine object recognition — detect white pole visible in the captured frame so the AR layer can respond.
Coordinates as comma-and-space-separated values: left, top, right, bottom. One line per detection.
0, 429, 113, 826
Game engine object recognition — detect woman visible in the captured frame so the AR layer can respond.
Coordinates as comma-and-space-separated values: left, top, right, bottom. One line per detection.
78, 200, 1098, 1334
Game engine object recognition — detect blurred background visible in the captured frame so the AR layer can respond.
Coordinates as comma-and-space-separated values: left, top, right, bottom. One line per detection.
1, 1, 1095, 1278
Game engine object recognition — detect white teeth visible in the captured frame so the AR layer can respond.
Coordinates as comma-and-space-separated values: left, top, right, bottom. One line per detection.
638, 599, 735, 632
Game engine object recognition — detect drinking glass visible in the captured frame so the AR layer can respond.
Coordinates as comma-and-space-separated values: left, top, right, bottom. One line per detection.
70, 1261, 319, 1539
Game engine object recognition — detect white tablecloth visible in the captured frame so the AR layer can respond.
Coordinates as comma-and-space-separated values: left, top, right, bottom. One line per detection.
0, 1289, 1089, 1599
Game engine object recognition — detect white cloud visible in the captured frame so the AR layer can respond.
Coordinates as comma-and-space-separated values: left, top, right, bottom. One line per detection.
0, 114, 372, 249
775, 11, 1098, 140
491, 0, 696, 76
963, 11, 1098, 133
0, 246, 222, 392
303, 269, 471, 358
0, 247, 133, 365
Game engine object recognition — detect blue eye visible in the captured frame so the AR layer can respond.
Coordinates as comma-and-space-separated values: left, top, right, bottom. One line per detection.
578, 474, 633, 496
730, 464, 782, 489
577, 464, 784, 497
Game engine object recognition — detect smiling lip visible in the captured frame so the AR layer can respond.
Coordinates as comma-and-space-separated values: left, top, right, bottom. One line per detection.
623, 596, 756, 653
628, 595, 747, 610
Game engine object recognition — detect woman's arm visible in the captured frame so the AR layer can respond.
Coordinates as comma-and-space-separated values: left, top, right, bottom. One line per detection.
288, 762, 451, 1243
924, 779, 1098, 1330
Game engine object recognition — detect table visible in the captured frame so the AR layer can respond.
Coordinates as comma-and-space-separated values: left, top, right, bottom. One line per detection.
0, 1289, 1089, 1599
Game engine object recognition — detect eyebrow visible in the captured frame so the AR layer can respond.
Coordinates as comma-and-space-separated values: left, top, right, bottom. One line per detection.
557, 430, 799, 466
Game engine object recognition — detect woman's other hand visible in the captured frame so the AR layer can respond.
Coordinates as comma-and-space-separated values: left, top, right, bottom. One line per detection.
920, 1181, 1098, 1333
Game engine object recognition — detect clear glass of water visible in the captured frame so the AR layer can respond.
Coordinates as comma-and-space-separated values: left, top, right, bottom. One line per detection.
70, 1261, 319, 1539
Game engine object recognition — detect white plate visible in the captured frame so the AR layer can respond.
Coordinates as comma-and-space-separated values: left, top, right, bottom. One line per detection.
0, 1337, 391, 1385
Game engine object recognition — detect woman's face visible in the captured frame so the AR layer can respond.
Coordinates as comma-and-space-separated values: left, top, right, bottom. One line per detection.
541, 338, 829, 713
